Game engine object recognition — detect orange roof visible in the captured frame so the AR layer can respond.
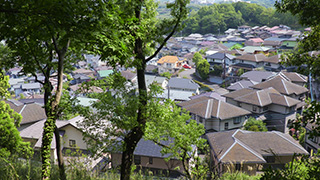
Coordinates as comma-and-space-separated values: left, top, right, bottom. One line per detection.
157, 56, 179, 64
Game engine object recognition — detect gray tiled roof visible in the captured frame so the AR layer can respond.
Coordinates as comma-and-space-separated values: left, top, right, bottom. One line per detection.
251, 76, 308, 96
240, 70, 276, 83
168, 78, 199, 90
227, 80, 256, 91
206, 129, 308, 163
134, 138, 172, 158
178, 96, 251, 120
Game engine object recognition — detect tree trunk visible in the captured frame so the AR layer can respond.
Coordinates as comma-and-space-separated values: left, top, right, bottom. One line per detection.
54, 126, 66, 180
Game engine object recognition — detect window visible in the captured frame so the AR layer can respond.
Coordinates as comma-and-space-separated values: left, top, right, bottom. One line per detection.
199, 118, 203, 123
233, 117, 241, 124
252, 106, 257, 112
311, 136, 319, 144
149, 157, 153, 164
69, 140, 76, 147
238, 102, 242, 107
134, 156, 141, 165
225, 122, 229, 130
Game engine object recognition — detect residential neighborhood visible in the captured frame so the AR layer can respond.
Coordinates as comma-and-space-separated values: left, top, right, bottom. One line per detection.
2, 23, 319, 179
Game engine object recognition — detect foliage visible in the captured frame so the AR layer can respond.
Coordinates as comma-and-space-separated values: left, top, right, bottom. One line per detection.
243, 117, 268, 132
160, 72, 172, 79
183, 2, 301, 35
197, 59, 210, 80
193, 80, 214, 91
219, 172, 261, 180
192, 52, 203, 67
210, 65, 223, 76
261, 153, 320, 180
0, 1, 107, 179
0, 71, 32, 159
237, 68, 244, 76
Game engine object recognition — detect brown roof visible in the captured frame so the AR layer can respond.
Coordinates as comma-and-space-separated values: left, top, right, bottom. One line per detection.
263, 54, 282, 64
224, 87, 300, 107
5, 99, 47, 125
251, 76, 308, 96
177, 96, 251, 120
157, 56, 179, 64
236, 54, 267, 62
279, 72, 307, 83
206, 130, 308, 163
223, 88, 256, 99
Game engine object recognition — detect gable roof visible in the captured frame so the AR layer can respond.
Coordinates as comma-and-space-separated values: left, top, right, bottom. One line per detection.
206, 52, 236, 60
240, 46, 270, 54
236, 54, 267, 62
227, 80, 257, 91
240, 70, 276, 83
251, 76, 308, 96
168, 78, 199, 90
277, 72, 307, 83
134, 138, 172, 158
263, 54, 282, 64
206, 129, 308, 163
157, 56, 179, 64
6, 99, 46, 125
177, 96, 251, 120
224, 87, 300, 107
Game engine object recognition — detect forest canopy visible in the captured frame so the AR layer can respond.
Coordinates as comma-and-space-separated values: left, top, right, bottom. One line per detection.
182, 2, 301, 35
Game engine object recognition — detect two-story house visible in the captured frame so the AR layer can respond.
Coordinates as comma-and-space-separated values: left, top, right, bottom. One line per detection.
223, 87, 302, 132
177, 96, 251, 132
157, 56, 183, 74
231, 54, 267, 71
251, 76, 308, 100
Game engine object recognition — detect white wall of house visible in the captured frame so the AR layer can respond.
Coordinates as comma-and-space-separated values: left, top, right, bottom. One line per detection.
269, 104, 289, 114
61, 125, 87, 150
264, 62, 280, 69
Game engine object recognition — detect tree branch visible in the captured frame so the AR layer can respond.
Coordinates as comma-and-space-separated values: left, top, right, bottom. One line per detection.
145, 16, 182, 63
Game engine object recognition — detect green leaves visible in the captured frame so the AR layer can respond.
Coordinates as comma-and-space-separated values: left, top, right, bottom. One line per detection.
243, 117, 268, 132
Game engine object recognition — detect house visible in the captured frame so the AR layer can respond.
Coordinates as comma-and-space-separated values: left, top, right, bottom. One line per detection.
177, 96, 251, 132
145, 75, 168, 89
6, 99, 47, 130
96, 69, 114, 80
238, 25, 251, 32
240, 46, 270, 54
72, 68, 95, 78
121, 70, 137, 83
206, 129, 308, 175
206, 52, 235, 67
158, 78, 200, 101
189, 92, 226, 102
304, 123, 320, 153
240, 70, 276, 83
227, 79, 257, 91
71, 73, 91, 84
111, 138, 185, 178
244, 38, 264, 46
276, 71, 308, 87
223, 87, 302, 132
227, 37, 246, 44
262, 54, 285, 71
13, 83, 42, 97
157, 56, 183, 74
281, 37, 299, 49
231, 54, 267, 71
251, 76, 308, 100
19, 116, 90, 160
167, 77, 200, 95
263, 37, 286, 49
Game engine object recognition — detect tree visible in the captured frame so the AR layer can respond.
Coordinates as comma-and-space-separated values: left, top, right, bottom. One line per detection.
0, 1, 106, 179
192, 52, 203, 67
197, 59, 210, 80
160, 72, 172, 79
0, 71, 32, 158
243, 117, 267, 132
85, 0, 190, 179
275, 0, 320, 140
